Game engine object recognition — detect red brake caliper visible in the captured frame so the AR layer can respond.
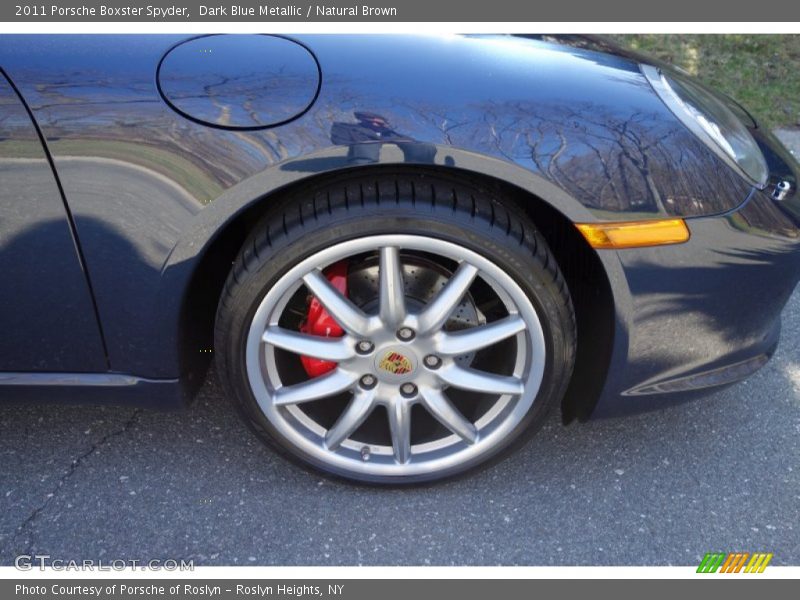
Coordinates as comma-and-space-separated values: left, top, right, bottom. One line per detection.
299, 260, 349, 377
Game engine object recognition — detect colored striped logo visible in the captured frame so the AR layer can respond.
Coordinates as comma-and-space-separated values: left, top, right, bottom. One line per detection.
697, 552, 773, 573
378, 351, 413, 375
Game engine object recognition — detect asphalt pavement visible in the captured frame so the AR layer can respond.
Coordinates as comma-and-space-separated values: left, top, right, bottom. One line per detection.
0, 282, 798, 566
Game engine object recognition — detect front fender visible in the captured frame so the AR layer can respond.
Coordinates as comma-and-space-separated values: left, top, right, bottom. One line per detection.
0, 33, 741, 380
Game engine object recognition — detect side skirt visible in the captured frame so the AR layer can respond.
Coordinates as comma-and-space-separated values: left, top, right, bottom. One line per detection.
0, 372, 190, 409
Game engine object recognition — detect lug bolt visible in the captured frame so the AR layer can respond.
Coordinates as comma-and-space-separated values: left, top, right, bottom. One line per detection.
397, 327, 415, 341
424, 354, 442, 369
356, 340, 374, 355
360, 374, 377, 389
400, 383, 418, 398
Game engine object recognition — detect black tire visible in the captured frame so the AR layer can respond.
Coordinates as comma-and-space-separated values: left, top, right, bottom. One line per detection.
215, 171, 576, 484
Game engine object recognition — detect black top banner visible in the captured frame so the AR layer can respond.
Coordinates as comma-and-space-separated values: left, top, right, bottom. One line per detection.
3, 0, 800, 21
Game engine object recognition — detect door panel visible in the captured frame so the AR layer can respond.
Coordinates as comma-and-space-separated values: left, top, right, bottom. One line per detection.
0, 72, 106, 372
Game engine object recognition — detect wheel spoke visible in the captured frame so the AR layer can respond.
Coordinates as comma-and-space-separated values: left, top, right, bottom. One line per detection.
435, 314, 526, 356
262, 326, 354, 361
420, 388, 478, 444
302, 270, 371, 336
324, 388, 376, 450
437, 364, 524, 396
387, 399, 412, 464
378, 246, 406, 328
415, 262, 479, 334
273, 369, 357, 406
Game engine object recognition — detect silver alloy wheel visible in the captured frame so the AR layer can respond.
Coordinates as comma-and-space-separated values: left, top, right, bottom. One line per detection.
245, 235, 546, 478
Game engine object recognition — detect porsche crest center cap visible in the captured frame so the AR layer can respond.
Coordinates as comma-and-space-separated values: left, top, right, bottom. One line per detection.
375, 347, 417, 380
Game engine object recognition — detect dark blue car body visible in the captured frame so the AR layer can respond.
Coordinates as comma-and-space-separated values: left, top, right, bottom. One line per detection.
0, 34, 798, 420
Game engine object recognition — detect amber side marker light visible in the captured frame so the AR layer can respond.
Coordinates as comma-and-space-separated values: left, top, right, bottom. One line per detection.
575, 219, 690, 249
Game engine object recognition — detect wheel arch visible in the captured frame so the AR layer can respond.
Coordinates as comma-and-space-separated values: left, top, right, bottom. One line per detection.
161, 154, 628, 422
